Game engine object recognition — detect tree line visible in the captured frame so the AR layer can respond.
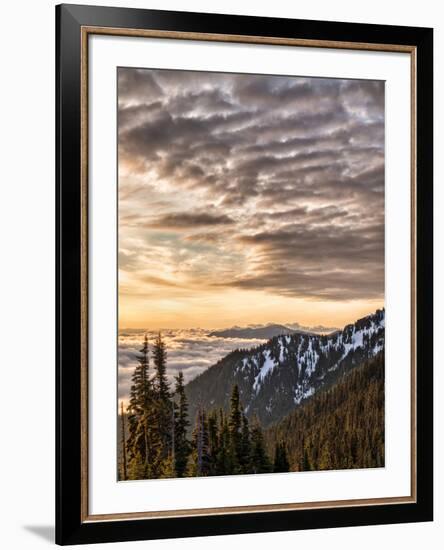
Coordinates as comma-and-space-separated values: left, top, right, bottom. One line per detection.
119, 334, 289, 480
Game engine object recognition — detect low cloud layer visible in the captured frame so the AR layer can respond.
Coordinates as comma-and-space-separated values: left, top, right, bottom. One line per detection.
118, 329, 268, 403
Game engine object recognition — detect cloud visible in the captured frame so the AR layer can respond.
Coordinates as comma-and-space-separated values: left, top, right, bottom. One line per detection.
117, 328, 272, 401
223, 221, 384, 299
118, 68, 385, 303
146, 211, 235, 229
118, 68, 164, 104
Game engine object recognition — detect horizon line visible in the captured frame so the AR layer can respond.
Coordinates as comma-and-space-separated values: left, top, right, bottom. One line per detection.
118, 307, 385, 334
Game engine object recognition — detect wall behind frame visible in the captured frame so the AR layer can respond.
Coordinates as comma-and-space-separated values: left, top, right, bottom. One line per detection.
0, 0, 440, 548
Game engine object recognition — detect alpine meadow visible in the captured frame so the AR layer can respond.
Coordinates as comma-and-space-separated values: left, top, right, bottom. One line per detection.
117, 67, 385, 481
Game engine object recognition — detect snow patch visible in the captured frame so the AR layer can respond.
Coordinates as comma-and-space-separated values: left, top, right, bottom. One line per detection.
279, 338, 285, 362
294, 385, 315, 405
253, 350, 276, 393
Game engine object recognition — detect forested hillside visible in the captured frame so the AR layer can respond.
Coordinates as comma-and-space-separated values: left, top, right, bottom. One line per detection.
265, 352, 385, 471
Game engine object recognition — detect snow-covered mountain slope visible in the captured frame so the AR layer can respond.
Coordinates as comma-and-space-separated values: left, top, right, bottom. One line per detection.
185, 309, 385, 427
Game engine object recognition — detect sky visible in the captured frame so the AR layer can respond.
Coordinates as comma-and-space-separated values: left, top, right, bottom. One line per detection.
118, 68, 385, 330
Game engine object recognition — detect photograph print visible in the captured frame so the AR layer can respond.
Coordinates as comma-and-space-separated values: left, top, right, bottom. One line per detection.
117, 67, 385, 481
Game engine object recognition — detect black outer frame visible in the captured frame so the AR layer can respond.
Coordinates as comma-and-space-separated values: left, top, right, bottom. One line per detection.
56, 3, 433, 545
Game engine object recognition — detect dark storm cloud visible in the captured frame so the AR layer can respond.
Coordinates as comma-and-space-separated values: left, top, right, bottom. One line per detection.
118, 68, 385, 301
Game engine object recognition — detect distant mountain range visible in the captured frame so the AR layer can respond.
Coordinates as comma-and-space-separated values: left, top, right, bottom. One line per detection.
209, 324, 299, 340
186, 309, 385, 428
208, 322, 338, 340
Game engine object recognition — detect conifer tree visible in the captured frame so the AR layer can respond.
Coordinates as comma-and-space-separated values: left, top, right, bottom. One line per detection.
302, 445, 311, 471
152, 332, 169, 399
120, 401, 127, 480
319, 441, 332, 470
152, 332, 172, 463
239, 413, 252, 473
188, 406, 211, 476
160, 453, 176, 478
214, 409, 231, 475
127, 452, 149, 480
250, 417, 271, 474
174, 371, 190, 477
126, 334, 153, 476
138, 424, 163, 477
273, 441, 290, 473
228, 385, 243, 473
207, 410, 219, 458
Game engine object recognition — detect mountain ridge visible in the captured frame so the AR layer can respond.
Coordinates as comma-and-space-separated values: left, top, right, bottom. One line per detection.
209, 324, 303, 340
185, 309, 385, 427
208, 322, 338, 340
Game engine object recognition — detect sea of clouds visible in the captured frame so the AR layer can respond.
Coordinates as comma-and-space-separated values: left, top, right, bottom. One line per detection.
118, 329, 266, 404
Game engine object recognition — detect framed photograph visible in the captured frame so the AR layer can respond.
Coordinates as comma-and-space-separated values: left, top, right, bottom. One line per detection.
56, 3, 433, 545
